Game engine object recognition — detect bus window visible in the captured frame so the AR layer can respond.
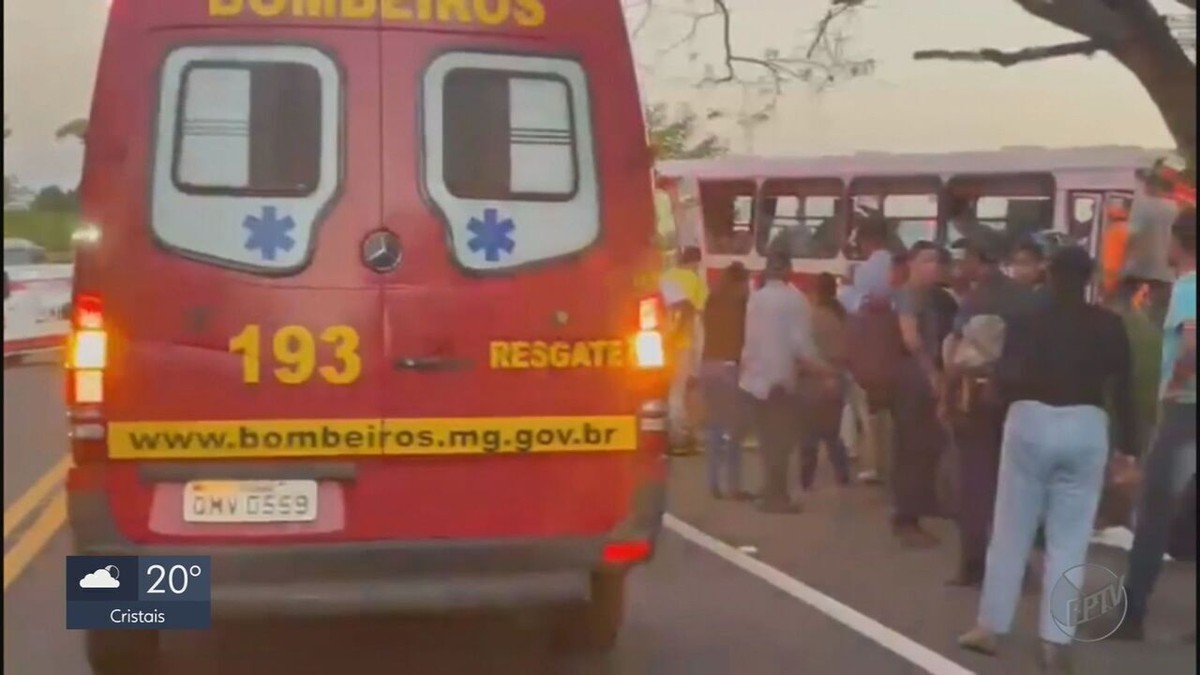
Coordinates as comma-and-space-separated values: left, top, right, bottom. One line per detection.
847, 176, 941, 258
1068, 192, 1101, 250
947, 173, 1055, 246
699, 180, 755, 256
756, 178, 843, 259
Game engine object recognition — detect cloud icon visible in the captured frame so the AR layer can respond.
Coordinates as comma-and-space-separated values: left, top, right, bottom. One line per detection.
79, 568, 120, 589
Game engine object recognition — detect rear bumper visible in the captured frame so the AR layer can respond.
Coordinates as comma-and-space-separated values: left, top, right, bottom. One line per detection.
67, 481, 665, 619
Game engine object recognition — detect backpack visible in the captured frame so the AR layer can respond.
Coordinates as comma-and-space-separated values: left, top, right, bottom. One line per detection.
845, 295, 905, 405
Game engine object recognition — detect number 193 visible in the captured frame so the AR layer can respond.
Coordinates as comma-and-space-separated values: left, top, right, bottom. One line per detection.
228, 324, 361, 385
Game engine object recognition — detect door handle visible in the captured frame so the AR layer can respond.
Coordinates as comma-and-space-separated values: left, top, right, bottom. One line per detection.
393, 356, 472, 372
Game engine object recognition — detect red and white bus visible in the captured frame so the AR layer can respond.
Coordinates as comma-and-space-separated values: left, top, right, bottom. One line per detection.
656, 146, 1165, 289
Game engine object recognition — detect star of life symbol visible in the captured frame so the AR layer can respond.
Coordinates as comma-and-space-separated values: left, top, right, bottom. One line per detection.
243, 206, 296, 261
466, 208, 516, 262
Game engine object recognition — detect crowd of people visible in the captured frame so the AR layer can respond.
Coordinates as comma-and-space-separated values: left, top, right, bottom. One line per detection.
657, 209, 1196, 674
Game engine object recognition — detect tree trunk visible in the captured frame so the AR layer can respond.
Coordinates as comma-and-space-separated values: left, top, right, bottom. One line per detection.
1111, 18, 1197, 169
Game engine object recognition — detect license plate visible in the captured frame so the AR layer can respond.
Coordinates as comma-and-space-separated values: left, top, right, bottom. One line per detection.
182, 480, 318, 523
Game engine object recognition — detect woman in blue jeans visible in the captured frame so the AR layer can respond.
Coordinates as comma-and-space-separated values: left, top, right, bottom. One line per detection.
700, 263, 751, 500
958, 247, 1135, 674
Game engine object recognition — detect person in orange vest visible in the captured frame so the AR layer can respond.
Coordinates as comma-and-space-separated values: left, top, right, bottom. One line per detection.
1100, 201, 1132, 302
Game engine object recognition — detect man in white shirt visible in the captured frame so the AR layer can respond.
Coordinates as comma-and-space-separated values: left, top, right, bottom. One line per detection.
740, 244, 829, 513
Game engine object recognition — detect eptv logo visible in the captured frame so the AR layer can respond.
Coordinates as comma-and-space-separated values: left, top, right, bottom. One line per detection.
1050, 563, 1129, 642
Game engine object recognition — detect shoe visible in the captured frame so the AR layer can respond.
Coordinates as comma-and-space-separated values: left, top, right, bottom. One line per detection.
957, 626, 998, 655
857, 470, 881, 484
730, 490, 755, 502
1038, 641, 1075, 675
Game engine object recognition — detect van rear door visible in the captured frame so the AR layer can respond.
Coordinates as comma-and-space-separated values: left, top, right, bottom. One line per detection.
93, 27, 386, 543
375, 31, 653, 540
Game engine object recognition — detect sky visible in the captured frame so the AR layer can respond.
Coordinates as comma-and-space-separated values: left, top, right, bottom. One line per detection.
2, 0, 1186, 189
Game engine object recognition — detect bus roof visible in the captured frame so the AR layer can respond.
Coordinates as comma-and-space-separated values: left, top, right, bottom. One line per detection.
657, 146, 1169, 181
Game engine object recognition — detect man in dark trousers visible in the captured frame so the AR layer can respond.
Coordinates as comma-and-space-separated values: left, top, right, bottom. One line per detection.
891, 241, 954, 547
943, 232, 1041, 586
738, 244, 831, 513
1113, 210, 1197, 642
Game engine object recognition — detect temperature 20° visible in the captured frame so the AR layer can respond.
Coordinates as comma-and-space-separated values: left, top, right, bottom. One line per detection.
146, 563, 203, 595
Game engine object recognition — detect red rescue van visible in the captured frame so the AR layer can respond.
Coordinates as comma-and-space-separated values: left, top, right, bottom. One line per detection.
67, 1, 668, 671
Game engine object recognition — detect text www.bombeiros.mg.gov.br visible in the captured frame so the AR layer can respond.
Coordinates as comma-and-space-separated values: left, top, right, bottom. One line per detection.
105, 417, 639, 459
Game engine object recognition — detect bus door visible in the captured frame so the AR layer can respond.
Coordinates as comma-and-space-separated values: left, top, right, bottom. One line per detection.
1067, 189, 1142, 302
847, 176, 941, 256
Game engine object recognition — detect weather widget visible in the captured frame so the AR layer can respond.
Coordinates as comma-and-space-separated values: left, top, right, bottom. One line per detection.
65, 556, 212, 630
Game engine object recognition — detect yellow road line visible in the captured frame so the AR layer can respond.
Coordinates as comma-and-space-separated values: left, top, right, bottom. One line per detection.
3, 490, 66, 591
3, 455, 71, 540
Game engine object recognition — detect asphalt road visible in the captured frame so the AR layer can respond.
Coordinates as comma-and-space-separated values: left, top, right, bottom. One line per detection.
4, 355, 1197, 675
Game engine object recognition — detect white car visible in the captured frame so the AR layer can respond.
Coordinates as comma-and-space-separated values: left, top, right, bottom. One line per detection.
4, 238, 73, 363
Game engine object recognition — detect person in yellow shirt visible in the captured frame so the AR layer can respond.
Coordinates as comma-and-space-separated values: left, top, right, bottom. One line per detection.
659, 246, 708, 452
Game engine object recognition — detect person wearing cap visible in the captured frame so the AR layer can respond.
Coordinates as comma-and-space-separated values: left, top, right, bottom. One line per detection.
959, 246, 1135, 671
659, 246, 708, 454
1113, 209, 1197, 642
738, 241, 831, 513
942, 231, 1043, 586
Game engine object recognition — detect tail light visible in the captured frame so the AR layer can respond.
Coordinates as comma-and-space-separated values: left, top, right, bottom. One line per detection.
66, 293, 107, 463
602, 540, 652, 566
633, 296, 665, 369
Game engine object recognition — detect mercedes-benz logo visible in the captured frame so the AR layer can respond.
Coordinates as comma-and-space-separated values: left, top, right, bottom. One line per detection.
362, 230, 402, 273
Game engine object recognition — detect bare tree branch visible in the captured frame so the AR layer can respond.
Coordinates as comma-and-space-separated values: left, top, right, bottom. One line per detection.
633, 0, 873, 129
624, 0, 654, 39
913, 39, 1103, 67
1013, 0, 1133, 42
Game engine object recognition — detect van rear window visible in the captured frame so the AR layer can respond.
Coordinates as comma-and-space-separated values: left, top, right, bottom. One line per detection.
151, 45, 341, 272
173, 62, 321, 196
442, 69, 577, 202
421, 53, 599, 273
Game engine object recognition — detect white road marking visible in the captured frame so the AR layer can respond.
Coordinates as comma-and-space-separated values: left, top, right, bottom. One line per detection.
664, 514, 977, 675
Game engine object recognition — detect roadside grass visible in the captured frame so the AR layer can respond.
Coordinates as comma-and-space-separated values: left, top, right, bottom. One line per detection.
4, 210, 78, 253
